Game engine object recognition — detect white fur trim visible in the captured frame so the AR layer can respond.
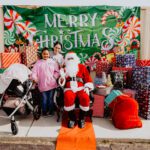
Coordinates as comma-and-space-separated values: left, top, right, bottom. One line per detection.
79, 105, 89, 111
64, 104, 75, 111
64, 87, 84, 93
84, 82, 94, 90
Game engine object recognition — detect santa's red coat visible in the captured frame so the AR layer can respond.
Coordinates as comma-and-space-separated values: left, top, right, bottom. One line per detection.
63, 64, 94, 111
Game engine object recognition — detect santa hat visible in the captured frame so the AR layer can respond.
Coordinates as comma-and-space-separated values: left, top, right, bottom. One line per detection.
65, 51, 80, 64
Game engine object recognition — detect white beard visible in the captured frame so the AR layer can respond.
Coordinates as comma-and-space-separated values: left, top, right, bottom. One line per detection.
66, 60, 79, 77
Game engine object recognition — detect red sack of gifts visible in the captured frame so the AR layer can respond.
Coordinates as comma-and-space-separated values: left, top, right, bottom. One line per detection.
136, 59, 150, 66
109, 95, 142, 129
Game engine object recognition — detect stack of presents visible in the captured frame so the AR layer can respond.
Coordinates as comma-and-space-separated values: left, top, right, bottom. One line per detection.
91, 53, 150, 123
0, 46, 38, 74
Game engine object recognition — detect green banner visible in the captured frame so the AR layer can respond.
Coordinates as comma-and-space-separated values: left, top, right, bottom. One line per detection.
3, 5, 140, 64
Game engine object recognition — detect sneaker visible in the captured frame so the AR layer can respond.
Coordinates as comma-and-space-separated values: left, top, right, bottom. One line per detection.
78, 119, 85, 128
68, 120, 75, 128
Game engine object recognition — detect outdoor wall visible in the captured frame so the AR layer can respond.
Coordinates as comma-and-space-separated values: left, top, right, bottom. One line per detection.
0, 5, 150, 59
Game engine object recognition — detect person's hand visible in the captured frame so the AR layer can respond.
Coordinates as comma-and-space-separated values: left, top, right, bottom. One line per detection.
84, 87, 89, 95
58, 77, 66, 87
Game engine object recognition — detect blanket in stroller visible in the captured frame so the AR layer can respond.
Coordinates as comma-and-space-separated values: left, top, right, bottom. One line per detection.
0, 63, 31, 94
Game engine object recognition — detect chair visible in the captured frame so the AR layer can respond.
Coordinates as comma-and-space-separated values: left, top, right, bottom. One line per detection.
54, 66, 94, 122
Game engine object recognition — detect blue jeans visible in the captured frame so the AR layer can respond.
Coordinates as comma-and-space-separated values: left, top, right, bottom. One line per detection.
41, 89, 55, 113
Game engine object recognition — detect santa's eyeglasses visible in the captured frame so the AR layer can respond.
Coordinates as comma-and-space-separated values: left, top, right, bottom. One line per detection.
67, 57, 74, 60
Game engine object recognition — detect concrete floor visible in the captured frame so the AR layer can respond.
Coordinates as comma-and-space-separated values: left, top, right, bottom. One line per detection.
0, 110, 150, 140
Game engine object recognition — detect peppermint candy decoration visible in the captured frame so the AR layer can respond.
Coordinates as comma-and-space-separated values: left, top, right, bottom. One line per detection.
101, 10, 119, 25
17, 21, 37, 43
78, 53, 89, 64
4, 30, 16, 45
123, 16, 140, 39
4, 9, 24, 33
84, 56, 98, 71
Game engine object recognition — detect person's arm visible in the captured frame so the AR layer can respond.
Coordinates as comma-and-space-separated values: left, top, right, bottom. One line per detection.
31, 63, 38, 83
82, 65, 94, 94
53, 61, 60, 79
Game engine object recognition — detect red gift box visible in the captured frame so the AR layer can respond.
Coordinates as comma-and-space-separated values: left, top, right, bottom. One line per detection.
0, 52, 21, 68
91, 94, 105, 117
96, 60, 109, 77
136, 60, 150, 66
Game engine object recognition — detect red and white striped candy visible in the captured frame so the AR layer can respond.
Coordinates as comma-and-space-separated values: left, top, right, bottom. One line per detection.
4, 9, 23, 33
123, 16, 140, 39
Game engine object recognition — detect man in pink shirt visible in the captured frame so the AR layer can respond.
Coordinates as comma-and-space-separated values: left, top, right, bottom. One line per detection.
31, 47, 60, 116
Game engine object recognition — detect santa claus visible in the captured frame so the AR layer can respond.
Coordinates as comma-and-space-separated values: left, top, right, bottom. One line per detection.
59, 52, 94, 128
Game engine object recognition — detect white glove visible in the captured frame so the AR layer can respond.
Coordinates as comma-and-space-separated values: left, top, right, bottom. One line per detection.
84, 87, 89, 95
58, 77, 66, 87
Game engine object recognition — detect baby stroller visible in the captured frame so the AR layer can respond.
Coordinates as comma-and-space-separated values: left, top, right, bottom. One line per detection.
0, 64, 40, 135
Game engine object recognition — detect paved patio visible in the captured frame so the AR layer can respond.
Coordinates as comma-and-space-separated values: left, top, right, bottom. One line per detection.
0, 109, 150, 140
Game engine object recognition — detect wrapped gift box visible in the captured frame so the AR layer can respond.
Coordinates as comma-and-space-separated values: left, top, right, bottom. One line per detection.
105, 90, 122, 106
21, 46, 38, 67
112, 67, 133, 88
116, 54, 136, 67
132, 66, 150, 89
96, 60, 109, 77
0, 52, 21, 68
92, 94, 105, 117
136, 59, 150, 66
95, 86, 113, 96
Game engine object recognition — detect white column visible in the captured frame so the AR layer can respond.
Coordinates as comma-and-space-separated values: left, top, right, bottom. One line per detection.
0, 6, 4, 53
141, 7, 150, 59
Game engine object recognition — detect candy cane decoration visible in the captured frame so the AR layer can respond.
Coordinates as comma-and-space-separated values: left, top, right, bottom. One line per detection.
101, 38, 114, 51
119, 7, 136, 18
93, 52, 101, 59
101, 10, 119, 25
130, 39, 140, 48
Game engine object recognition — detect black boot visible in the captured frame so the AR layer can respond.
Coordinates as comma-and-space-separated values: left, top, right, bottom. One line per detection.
78, 110, 86, 128
68, 110, 76, 128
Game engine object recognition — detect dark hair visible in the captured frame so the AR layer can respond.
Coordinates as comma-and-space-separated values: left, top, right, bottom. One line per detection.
41, 47, 49, 53
53, 41, 62, 50
39, 47, 49, 59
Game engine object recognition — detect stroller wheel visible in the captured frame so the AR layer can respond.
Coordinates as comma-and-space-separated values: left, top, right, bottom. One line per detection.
11, 121, 18, 135
33, 105, 41, 120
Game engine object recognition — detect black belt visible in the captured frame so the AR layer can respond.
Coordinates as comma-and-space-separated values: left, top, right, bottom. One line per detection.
66, 77, 83, 83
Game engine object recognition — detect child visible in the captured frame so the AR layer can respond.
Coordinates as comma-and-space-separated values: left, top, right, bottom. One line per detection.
31, 47, 60, 116
50, 41, 64, 68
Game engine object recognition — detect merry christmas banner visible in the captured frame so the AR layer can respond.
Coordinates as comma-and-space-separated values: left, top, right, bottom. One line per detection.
3, 5, 140, 67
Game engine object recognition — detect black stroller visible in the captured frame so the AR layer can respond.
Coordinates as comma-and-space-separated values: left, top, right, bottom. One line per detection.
0, 64, 41, 135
